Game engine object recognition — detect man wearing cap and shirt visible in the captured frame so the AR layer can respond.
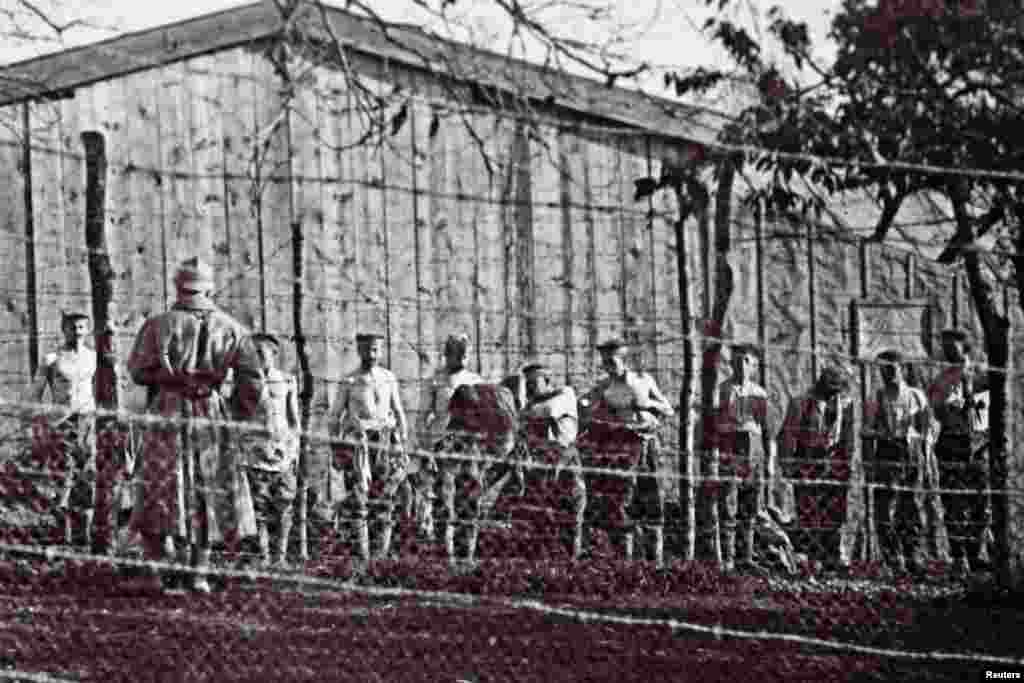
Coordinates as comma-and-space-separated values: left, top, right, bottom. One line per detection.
127, 257, 256, 593
863, 349, 933, 575
777, 366, 855, 568
708, 343, 773, 572
579, 338, 674, 564
25, 312, 99, 551
928, 329, 990, 576
510, 362, 585, 559
330, 332, 409, 563
231, 332, 299, 568
416, 333, 483, 539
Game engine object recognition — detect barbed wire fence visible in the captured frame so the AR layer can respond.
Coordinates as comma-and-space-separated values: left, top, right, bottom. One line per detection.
1, 2, 1024, 680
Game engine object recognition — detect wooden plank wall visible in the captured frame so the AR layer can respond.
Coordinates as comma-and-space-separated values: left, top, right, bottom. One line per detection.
1, 43, 983, 488
0, 109, 30, 396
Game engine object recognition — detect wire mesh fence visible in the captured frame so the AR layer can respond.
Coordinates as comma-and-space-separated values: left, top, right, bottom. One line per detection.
1, 329, 1023, 681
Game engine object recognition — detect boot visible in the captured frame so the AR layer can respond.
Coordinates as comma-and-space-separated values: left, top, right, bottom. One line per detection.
377, 517, 394, 561
61, 512, 73, 547
652, 526, 665, 568
957, 554, 972, 578
722, 528, 736, 572
444, 524, 457, 565
190, 548, 212, 594
355, 519, 371, 563
623, 531, 635, 562
420, 504, 435, 541
571, 524, 584, 561
258, 524, 271, 566
465, 524, 479, 565
742, 525, 757, 566
276, 515, 293, 568
82, 509, 95, 553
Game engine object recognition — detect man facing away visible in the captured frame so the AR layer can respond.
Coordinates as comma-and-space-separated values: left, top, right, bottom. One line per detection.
26, 312, 98, 550
127, 257, 254, 593
579, 338, 674, 565
329, 332, 409, 563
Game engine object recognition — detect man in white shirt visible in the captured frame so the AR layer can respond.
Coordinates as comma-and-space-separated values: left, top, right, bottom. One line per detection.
510, 362, 585, 559
708, 343, 773, 571
927, 329, 989, 575
863, 349, 932, 575
330, 332, 409, 562
27, 312, 98, 550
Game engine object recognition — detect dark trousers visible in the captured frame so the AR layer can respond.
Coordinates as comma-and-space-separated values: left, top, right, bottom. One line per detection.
718, 432, 765, 542
492, 446, 586, 558
936, 433, 989, 562
784, 446, 850, 565
581, 429, 664, 548
871, 440, 925, 567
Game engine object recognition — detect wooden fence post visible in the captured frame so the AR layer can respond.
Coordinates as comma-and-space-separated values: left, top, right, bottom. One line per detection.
82, 131, 118, 411
22, 103, 39, 381
674, 186, 697, 562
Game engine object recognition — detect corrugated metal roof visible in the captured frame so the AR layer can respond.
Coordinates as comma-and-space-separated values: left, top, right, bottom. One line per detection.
0, 1, 724, 145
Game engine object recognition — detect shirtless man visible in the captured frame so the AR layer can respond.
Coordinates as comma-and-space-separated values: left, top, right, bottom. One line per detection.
416, 333, 483, 538
579, 339, 674, 564
27, 312, 98, 549
232, 333, 300, 567
330, 332, 409, 562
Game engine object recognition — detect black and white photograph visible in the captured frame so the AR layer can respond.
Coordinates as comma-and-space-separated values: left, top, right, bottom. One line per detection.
0, 0, 1022, 680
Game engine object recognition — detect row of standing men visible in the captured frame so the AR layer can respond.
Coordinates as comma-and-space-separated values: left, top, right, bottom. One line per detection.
22, 257, 991, 592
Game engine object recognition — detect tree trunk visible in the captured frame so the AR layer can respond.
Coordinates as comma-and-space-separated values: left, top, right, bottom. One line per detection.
277, 34, 314, 563
674, 186, 697, 561
698, 163, 736, 562
963, 250, 1018, 590
82, 131, 118, 411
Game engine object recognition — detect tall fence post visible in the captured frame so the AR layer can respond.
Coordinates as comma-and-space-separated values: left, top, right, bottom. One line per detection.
1000, 318, 1023, 591
674, 185, 697, 562
22, 103, 39, 382
83, 129, 128, 554
82, 131, 118, 411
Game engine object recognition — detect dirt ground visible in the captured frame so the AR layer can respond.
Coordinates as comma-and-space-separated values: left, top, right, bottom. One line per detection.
1, 452, 1022, 682
0, 545, 1022, 683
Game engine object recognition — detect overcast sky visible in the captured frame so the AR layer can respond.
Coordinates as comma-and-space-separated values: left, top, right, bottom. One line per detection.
1, 0, 841, 96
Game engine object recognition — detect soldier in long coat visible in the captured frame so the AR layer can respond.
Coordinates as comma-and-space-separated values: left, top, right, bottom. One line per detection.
126, 257, 256, 592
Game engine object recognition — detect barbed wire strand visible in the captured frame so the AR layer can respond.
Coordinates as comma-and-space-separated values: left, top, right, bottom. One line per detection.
0, 542, 1021, 669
